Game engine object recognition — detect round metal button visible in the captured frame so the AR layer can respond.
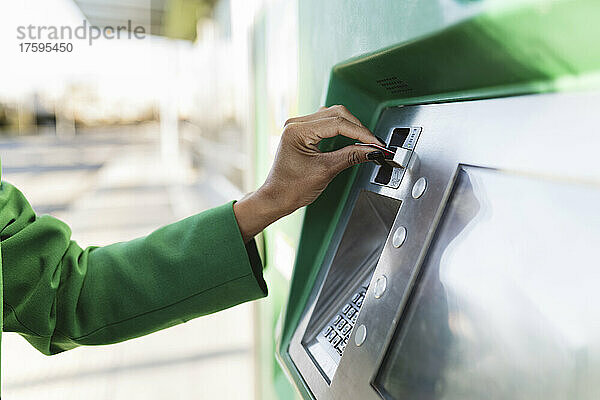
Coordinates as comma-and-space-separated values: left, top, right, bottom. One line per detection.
412, 177, 427, 199
392, 226, 407, 248
374, 275, 387, 298
355, 324, 367, 346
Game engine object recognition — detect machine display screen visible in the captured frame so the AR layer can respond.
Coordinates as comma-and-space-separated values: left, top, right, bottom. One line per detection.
302, 190, 401, 382
374, 166, 600, 400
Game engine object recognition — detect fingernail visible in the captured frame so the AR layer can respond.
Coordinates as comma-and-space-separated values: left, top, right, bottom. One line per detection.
375, 135, 387, 146
366, 150, 384, 163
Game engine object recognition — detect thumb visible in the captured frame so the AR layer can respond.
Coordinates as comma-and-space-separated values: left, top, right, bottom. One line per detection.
325, 144, 373, 176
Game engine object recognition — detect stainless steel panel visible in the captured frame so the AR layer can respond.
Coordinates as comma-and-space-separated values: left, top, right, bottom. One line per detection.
288, 90, 600, 400
375, 166, 600, 399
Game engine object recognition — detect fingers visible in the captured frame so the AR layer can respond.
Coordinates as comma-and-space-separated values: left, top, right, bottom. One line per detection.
323, 144, 374, 176
285, 104, 364, 127
299, 116, 381, 146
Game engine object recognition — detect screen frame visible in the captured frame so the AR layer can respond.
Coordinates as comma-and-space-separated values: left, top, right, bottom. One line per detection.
373, 163, 600, 399
370, 164, 479, 399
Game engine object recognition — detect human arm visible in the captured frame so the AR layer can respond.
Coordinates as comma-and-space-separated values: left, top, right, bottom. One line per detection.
1, 184, 266, 355
1, 105, 377, 354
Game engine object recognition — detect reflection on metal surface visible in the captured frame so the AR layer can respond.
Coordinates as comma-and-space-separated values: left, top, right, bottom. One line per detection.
375, 166, 600, 400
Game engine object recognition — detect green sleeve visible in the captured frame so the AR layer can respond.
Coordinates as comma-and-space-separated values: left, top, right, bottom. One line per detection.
0, 181, 267, 355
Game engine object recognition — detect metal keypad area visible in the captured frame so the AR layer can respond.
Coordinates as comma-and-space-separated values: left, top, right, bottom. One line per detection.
317, 280, 368, 361
287, 91, 600, 400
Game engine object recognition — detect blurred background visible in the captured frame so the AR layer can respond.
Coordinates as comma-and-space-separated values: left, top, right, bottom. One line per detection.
6, 0, 594, 399
1, 0, 300, 398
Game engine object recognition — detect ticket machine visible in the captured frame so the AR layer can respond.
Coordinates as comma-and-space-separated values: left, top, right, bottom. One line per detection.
276, 2, 600, 399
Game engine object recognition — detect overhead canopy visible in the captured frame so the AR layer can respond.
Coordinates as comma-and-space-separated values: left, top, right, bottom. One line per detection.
72, 0, 217, 40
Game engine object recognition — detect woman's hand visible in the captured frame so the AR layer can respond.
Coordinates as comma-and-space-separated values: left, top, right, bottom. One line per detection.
234, 105, 382, 242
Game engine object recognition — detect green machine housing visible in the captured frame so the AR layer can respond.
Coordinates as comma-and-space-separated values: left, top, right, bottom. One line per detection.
251, 0, 600, 399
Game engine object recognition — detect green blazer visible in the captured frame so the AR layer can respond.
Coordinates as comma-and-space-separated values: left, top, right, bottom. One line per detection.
0, 180, 267, 388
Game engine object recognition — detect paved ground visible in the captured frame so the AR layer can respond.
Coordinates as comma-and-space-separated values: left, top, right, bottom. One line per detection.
0, 124, 254, 399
